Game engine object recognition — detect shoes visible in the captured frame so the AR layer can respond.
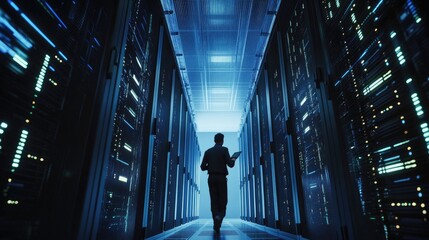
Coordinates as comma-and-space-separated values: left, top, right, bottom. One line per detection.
213, 216, 221, 234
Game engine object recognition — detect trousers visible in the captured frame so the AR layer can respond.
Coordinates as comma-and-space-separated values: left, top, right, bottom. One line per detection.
208, 174, 228, 222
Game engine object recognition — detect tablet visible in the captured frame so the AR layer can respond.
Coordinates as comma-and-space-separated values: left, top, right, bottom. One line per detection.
231, 151, 241, 159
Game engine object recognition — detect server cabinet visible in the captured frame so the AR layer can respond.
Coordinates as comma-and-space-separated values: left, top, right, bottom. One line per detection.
246, 115, 256, 222
190, 119, 201, 222
179, 111, 200, 224
266, 30, 299, 233
250, 96, 264, 224
182, 114, 190, 223
163, 69, 182, 230
239, 129, 246, 220
0, 0, 117, 238
175, 97, 186, 226
321, 0, 429, 239
239, 131, 245, 218
95, 0, 158, 238
257, 70, 278, 228
142, 23, 174, 238
281, 1, 343, 238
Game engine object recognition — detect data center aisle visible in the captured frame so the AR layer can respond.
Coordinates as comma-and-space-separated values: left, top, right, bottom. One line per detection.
147, 219, 297, 240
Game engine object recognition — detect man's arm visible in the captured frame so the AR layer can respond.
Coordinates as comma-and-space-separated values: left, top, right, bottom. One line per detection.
225, 148, 235, 168
200, 151, 208, 171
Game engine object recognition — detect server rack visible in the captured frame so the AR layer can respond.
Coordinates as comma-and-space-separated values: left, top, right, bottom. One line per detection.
163, 69, 182, 231
0, 0, 117, 239
175, 95, 186, 227
321, 0, 429, 239
250, 96, 264, 224
182, 114, 190, 224
142, 22, 174, 238
95, 0, 158, 238
142, 27, 200, 235
188, 122, 200, 222
266, 30, 299, 233
239, 0, 429, 239
246, 114, 256, 222
257, 69, 278, 228
178, 110, 200, 226
282, 1, 339, 238
239, 130, 244, 218
1, 0, 200, 239
242, 117, 252, 222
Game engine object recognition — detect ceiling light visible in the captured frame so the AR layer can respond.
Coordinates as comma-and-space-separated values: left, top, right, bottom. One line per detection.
211, 88, 231, 94
210, 56, 232, 63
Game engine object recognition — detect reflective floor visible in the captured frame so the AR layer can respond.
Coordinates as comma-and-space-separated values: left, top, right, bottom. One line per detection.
147, 219, 297, 240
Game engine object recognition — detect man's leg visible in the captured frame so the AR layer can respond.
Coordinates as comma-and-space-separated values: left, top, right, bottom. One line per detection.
218, 176, 228, 225
208, 176, 220, 233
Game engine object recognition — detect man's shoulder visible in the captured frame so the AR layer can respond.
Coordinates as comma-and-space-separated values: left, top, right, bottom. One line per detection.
207, 145, 228, 152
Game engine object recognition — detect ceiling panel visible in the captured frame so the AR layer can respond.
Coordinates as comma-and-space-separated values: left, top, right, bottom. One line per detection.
161, 0, 281, 132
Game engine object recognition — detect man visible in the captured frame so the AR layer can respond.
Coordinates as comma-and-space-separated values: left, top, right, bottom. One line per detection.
200, 133, 236, 235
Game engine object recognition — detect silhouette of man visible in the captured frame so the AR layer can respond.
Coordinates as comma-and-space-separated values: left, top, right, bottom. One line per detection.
200, 133, 236, 235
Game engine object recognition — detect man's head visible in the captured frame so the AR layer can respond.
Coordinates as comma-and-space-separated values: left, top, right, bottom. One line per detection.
214, 133, 224, 145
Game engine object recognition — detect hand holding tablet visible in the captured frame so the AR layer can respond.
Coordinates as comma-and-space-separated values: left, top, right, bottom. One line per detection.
231, 151, 241, 161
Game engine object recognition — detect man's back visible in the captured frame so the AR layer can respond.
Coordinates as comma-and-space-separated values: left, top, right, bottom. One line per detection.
201, 144, 234, 175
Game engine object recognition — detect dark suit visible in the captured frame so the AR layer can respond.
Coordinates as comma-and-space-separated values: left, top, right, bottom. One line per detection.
200, 143, 235, 224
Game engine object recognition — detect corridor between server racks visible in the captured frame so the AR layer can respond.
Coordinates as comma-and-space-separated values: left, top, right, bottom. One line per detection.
1, 0, 428, 239
147, 219, 296, 240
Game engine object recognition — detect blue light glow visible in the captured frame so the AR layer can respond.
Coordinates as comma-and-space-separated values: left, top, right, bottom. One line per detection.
0, 16, 33, 49
123, 143, 132, 152
20, 13, 56, 48
210, 56, 232, 63
133, 74, 140, 86
58, 51, 68, 61
11, 129, 28, 169
116, 158, 130, 166
375, 146, 391, 153
420, 123, 429, 152
44, 2, 68, 29
35, 55, 50, 92
304, 126, 310, 133
372, 0, 384, 14
12, 53, 28, 69
130, 89, 139, 102
394, 178, 410, 183
395, 46, 406, 65
8, 0, 19, 11
406, 0, 421, 23
363, 70, 392, 95
123, 119, 135, 130
0, 40, 8, 53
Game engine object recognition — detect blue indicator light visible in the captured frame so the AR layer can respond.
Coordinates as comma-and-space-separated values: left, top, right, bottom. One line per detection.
44, 2, 68, 29
0, 17, 33, 49
372, 0, 384, 13
393, 178, 410, 183
58, 51, 68, 61
0, 40, 8, 53
93, 37, 101, 46
8, 0, 20, 11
